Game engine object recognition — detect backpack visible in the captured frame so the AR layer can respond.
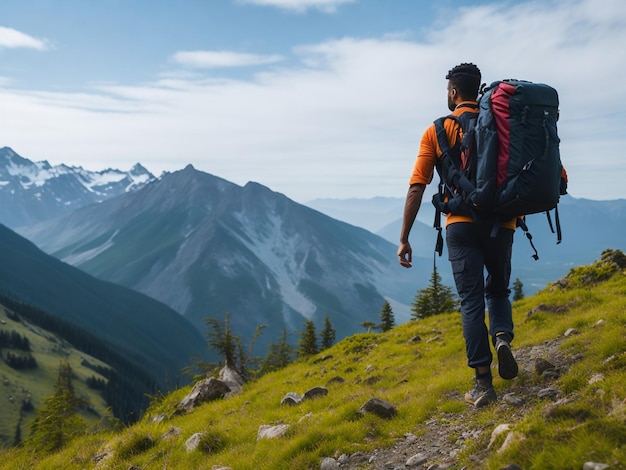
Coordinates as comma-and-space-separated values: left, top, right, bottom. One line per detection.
431, 79, 567, 260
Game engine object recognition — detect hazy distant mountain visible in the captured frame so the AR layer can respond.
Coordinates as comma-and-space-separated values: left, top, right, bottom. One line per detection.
307, 195, 626, 294
0, 223, 206, 387
19, 166, 424, 351
0, 147, 155, 229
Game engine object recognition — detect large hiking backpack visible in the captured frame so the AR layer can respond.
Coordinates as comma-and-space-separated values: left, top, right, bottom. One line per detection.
432, 79, 567, 259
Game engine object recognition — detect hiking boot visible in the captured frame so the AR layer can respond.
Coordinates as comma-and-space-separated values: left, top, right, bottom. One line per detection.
496, 336, 519, 380
464, 378, 497, 408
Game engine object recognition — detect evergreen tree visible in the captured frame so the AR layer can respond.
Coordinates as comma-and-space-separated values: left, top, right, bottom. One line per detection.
512, 278, 524, 301
320, 315, 336, 350
411, 264, 458, 319
259, 328, 294, 375
205, 313, 237, 369
28, 361, 86, 453
379, 300, 395, 332
298, 319, 318, 357
204, 313, 266, 378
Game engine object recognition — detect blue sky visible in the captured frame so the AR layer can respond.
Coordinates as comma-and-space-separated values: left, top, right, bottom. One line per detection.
1, 0, 624, 202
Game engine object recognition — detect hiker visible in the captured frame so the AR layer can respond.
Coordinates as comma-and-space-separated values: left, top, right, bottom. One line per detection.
397, 63, 518, 408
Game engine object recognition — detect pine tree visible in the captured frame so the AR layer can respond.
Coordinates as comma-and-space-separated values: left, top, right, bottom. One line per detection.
512, 278, 524, 301
204, 313, 266, 378
28, 361, 86, 453
411, 264, 458, 319
298, 319, 318, 357
259, 328, 294, 374
319, 315, 336, 350
379, 300, 395, 332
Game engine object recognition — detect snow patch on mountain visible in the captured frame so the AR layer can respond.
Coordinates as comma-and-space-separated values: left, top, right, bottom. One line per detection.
62, 230, 120, 265
232, 210, 317, 319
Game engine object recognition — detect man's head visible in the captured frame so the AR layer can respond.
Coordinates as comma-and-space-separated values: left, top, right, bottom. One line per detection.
446, 63, 481, 111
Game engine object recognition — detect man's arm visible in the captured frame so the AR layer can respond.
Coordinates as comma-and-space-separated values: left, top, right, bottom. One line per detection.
397, 183, 426, 268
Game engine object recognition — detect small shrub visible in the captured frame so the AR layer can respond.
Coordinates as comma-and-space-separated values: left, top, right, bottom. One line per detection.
116, 432, 154, 459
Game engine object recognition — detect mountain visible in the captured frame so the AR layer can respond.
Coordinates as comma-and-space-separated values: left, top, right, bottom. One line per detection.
307, 195, 626, 295
0, 223, 206, 388
0, 147, 155, 229
18, 166, 424, 351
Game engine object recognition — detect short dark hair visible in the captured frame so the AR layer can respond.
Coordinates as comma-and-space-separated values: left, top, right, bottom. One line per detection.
446, 63, 481, 100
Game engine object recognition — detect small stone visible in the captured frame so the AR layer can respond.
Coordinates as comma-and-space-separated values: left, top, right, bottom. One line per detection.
589, 373, 605, 384
257, 424, 291, 440
185, 432, 207, 452
303, 386, 328, 400
358, 397, 397, 419
498, 432, 525, 454
488, 424, 511, 448
406, 452, 428, 466
583, 462, 610, 470
281, 392, 303, 406
542, 369, 560, 379
320, 457, 340, 469
537, 387, 559, 399
503, 393, 525, 406
564, 327, 579, 337
535, 358, 556, 375
500, 464, 524, 470
409, 335, 422, 342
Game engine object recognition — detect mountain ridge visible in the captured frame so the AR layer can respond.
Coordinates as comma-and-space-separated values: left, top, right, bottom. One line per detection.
18, 166, 422, 352
0, 146, 155, 229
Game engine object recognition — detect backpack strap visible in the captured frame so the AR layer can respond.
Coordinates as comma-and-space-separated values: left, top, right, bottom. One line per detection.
516, 217, 540, 261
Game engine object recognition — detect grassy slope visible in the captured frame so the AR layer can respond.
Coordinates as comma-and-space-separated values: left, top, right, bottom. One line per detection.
1, 254, 625, 469
0, 306, 110, 447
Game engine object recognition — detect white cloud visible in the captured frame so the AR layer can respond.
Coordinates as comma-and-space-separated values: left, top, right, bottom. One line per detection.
0, 26, 48, 50
172, 50, 284, 69
1, 0, 625, 201
237, 0, 356, 14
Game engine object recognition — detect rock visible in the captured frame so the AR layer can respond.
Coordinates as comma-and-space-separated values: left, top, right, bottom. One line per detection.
358, 398, 397, 419
320, 457, 340, 469
218, 365, 245, 394
409, 335, 422, 342
257, 424, 291, 440
177, 378, 232, 413
500, 464, 524, 470
542, 369, 560, 379
185, 432, 206, 452
303, 386, 328, 400
534, 358, 556, 375
406, 452, 428, 466
589, 373, 605, 384
583, 463, 610, 470
537, 387, 559, 399
502, 393, 525, 406
498, 431, 525, 454
326, 376, 345, 386
564, 327, 579, 337
280, 392, 303, 406
488, 424, 511, 448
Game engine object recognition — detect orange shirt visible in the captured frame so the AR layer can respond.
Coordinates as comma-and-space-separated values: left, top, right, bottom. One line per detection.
409, 101, 517, 230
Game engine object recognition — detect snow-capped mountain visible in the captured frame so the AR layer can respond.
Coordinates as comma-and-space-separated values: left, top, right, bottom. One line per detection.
19, 165, 426, 351
0, 147, 155, 228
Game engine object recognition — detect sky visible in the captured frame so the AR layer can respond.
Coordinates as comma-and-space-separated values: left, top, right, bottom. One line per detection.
1, 0, 625, 203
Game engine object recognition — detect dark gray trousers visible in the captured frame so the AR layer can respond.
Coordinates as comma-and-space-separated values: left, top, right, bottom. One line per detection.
446, 222, 514, 369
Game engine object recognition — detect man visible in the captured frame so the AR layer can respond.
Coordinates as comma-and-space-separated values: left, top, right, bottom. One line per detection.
397, 63, 518, 408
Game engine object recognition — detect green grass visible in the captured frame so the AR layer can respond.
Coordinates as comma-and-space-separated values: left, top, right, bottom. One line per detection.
0, 307, 111, 447
1, 253, 625, 469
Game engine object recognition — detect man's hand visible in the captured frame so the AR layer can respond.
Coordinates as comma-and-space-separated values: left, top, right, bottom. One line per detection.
397, 241, 412, 268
